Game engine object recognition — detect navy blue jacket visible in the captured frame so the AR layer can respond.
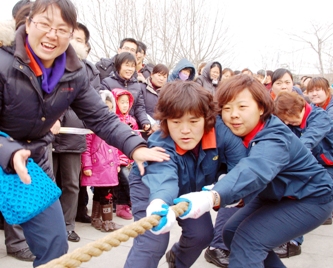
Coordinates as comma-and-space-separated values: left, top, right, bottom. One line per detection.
130, 116, 247, 205
289, 104, 333, 167
213, 115, 333, 206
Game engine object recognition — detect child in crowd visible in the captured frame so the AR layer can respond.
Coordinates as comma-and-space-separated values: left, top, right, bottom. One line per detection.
112, 88, 141, 220
81, 90, 123, 232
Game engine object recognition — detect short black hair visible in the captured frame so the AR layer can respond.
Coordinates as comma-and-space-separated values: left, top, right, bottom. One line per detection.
77, 22, 90, 44
12, 0, 30, 18
119, 38, 138, 50
137, 41, 147, 55
115, 52, 137, 73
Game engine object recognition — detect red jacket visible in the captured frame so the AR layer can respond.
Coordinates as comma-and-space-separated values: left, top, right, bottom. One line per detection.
112, 88, 141, 166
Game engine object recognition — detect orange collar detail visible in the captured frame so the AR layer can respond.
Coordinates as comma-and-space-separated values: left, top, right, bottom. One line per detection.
175, 127, 216, 155
25, 43, 43, 76
319, 96, 331, 110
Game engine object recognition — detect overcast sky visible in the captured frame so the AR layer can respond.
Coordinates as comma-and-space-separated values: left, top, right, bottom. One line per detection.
1, 0, 332, 74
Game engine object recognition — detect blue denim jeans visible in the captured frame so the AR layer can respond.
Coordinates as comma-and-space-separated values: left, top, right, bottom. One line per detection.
21, 200, 68, 267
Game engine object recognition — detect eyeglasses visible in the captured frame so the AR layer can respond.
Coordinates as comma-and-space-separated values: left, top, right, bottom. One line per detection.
30, 19, 73, 38
122, 46, 137, 53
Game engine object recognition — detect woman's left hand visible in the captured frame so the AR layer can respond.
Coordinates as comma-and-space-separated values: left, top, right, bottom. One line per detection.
132, 147, 170, 175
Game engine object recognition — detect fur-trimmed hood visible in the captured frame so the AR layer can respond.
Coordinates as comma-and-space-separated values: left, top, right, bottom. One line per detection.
99, 89, 116, 113
0, 19, 15, 47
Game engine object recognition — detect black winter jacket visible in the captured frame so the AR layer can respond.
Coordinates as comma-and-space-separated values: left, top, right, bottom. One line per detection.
95, 55, 116, 81
52, 59, 101, 154
0, 26, 146, 177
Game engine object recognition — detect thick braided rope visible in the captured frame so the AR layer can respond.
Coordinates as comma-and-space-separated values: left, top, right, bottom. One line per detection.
37, 201, 188, 268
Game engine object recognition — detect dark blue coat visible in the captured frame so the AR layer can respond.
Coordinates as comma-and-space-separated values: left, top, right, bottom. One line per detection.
290, 104, 333, 168
130, 116, 247, 205
213, 115, 333, 206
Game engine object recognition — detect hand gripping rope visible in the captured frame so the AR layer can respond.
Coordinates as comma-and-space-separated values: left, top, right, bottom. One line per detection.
37, 202, 189, 268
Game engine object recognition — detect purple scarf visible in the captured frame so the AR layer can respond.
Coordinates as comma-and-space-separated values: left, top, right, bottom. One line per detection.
26, 37, 66, 94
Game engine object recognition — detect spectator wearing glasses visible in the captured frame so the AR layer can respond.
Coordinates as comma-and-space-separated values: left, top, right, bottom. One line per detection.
0, 0, 36, 263
136, 41, 154, 83
0, 0, 169, 266
96, 38, 138, 80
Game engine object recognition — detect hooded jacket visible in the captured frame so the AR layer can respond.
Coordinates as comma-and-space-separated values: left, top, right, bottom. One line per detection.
113, 88, 140, 166
101, 71, 149, 128
0, 25, 146, 177
167, 58, 196, 82
195, 61, 222, 95
81, 90, 120, 187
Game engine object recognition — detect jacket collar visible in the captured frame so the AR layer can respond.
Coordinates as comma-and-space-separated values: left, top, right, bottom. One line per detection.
242, 121, 265, 148
300, 103, 312, 129
14, 25, 82, 72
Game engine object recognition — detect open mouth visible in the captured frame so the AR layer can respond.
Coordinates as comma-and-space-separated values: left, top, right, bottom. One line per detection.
42, 42, 56, 50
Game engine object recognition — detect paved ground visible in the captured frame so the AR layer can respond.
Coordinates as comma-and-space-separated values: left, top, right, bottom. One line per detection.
0, 202, 332, 268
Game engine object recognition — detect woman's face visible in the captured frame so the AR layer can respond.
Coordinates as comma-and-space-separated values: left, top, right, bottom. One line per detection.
167, 112, 205, 151
307, 87, 328, 106
271, 73, 293, 96
119, 61, 136, 80
151, 72, 167, 88
26, 4, 73, 68
222, 88, 263, 137
222, 71, 231, 80
210, 66, 220, 80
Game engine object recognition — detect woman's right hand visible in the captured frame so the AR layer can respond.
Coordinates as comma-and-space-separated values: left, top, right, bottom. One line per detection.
83, 169, 92, 176
12, 149, 31, 184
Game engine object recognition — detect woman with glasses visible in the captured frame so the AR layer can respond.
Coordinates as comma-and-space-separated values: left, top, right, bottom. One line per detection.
0, 0, 169, 266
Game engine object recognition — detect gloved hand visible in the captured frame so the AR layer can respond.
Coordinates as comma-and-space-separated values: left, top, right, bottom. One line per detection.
202, 184, 214, 191
146, 199, 176, 235
173, 191, 214, 220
